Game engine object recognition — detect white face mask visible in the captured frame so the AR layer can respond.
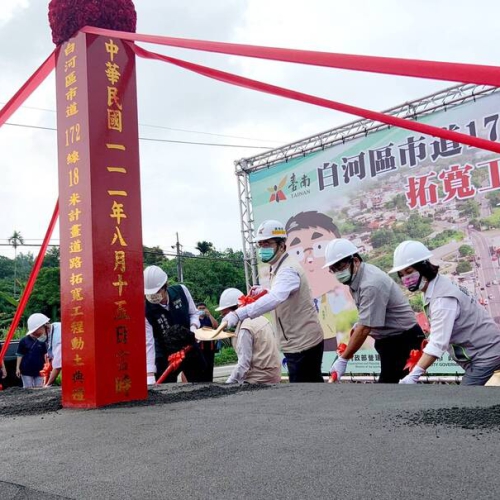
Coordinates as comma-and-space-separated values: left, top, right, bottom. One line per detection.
38, 334, 47, 343
146, 292, 163, 304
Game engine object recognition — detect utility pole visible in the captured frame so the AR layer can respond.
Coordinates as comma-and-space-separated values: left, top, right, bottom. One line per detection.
172, 232, 184, 283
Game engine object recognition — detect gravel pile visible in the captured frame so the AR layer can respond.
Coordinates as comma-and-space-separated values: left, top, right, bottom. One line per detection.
401, 404, 500, 430
0, 384, 269, 419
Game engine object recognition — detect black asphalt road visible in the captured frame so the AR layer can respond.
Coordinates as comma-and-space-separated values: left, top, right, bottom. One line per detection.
1, 384, 499, 500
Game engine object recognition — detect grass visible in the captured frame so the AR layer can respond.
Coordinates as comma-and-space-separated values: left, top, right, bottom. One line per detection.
214, 346, 238, 366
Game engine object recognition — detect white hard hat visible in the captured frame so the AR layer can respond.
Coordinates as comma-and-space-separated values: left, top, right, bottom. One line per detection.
144, 265, 168, 294
389, 240, 433, 273
322, 238, 360, 268
27, 313, 50, 335
215, 288, 244, 311
255, 219, 287, 242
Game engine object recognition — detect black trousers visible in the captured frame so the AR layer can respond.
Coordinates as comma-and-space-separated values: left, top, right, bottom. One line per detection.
155, 344, 207, 383
198, 341, 215, 382
284, 340, 324, 383
374, 324, 425, 383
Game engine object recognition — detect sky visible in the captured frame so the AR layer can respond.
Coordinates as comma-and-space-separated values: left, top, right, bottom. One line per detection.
1, 0, 500, 260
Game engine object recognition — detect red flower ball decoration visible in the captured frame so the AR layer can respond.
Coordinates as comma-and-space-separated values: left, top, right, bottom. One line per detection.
48, 0, 137, 45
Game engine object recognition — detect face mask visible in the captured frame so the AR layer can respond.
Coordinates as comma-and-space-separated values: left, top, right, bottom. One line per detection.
401, 271, 425, 292
198, 310, 206, 317
38, 334, 47, 343
259, 247, 276, 263
146, 292, 163, 304
335, 268, 352, 284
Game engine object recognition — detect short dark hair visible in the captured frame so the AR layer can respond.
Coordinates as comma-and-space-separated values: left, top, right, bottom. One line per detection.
286, 211, 341, 237
196, 302, 206, 308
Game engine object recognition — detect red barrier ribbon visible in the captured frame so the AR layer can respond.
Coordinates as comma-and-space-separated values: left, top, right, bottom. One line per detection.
0, 49, 57, 130
238, 289, 268, 306
81, 26, 500, 88
0, 200, 59, 366
126, 43, 500, 155
404, 339, 429, 372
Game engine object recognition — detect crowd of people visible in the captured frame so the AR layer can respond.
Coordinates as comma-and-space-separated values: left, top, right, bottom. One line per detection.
3, 217, 500, 389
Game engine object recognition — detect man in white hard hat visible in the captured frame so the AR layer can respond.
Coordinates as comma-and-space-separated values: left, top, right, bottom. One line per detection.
15, 313, 50, 388
222, 220, 325, 382
324, 238, 425, 383
391, 240, 500, 385
216, 288, 281, 384
143, 265, 206, 384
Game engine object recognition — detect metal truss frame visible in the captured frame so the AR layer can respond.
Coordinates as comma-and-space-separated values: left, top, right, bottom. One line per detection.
235, 83, 500, 287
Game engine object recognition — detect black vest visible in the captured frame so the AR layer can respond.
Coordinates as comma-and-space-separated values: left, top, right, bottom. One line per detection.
145, 285, 192, 357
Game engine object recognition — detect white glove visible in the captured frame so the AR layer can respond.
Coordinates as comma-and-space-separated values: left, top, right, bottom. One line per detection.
147, 375, 156, 385
399, 365, 425, 384
190, 325, 197, 334
249, 285, 265, 297
222, 311, 240, 329
330, 357, 348, 379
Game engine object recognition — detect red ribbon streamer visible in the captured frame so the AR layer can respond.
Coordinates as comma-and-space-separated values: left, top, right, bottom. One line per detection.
238, 289, 268, 306
40, 360, 53, 386
81, 26, 500, 88
404, 339, 429, 372
0, 200, 59, 366
155, 345, 193, 385
0, 49, 57, 129
126, 42, 500, 155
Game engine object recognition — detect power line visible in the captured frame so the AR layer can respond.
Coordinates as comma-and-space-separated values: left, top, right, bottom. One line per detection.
0, 101, 282, 144
3, 122, 272, 149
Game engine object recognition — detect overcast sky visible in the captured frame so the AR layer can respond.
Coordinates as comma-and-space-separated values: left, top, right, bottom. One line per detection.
1, 0, 499, 260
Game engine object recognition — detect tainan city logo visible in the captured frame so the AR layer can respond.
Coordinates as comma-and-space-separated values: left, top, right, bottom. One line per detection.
267, 176, 287, 203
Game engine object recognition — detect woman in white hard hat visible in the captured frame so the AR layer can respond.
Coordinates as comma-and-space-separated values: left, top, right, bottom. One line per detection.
217, 288, 281, 384
222, 219, 325, 382
324, 238, 425, 383
15, 313, 50, 388
391, 240, 500, 385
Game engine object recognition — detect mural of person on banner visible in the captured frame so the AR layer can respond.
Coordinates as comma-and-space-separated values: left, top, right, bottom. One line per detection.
324, 238, 425, 383
285, 210, 357, 351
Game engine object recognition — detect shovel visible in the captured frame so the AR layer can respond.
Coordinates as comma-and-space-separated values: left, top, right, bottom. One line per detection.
195, 321, 231, 341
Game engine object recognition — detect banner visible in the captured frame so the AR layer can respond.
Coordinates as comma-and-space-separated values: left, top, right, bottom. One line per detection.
248, 90, 500, 375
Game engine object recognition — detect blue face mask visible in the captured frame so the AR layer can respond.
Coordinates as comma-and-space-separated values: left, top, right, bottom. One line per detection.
259, 247, 276, 263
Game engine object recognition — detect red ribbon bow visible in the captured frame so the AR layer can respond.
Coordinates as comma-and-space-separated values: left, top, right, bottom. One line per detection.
328, 342, 348, 383
404, 340, 429, 372
40, 360, 53, 386
238, 289, 268, 306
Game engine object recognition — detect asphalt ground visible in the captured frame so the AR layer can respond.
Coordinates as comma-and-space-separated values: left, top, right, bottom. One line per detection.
0, 383, 499, 500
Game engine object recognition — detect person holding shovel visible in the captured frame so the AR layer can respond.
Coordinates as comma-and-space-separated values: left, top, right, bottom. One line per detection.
217, 288, 281, 384
222, 220, 324, 382
143, 265, 206, 384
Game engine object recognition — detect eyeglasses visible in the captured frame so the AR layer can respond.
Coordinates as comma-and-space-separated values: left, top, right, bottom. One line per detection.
328, 259, 352, 274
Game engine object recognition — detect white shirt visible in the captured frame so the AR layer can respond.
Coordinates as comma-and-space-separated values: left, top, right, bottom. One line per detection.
422, 278, 460, 359
145, 284, 200, 373
237, 265, 301, 320
226, 328, 253, 384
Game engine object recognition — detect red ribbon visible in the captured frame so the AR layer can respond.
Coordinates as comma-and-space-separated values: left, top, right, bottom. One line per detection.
81, 26, 500, 88
0, 49, 57, 129
404, 339, 429, 372
126, 42, 500, 155
0, 201, 59, 367
40, 360, 53, 386
155, 345, 193, 385
238, 289, 268, 306
328, 342, 348, 383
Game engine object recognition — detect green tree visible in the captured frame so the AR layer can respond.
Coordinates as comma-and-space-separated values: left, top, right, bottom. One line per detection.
8, 230, 24, 297
26, 267, 61, 320
195, 241, 215, 255
458, 244, 474, 257
459, 200, 480, 218
43, 247, 60, 268
371, 228, 396, 249
143, 245, 164, 266
456, 261, 472, 274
